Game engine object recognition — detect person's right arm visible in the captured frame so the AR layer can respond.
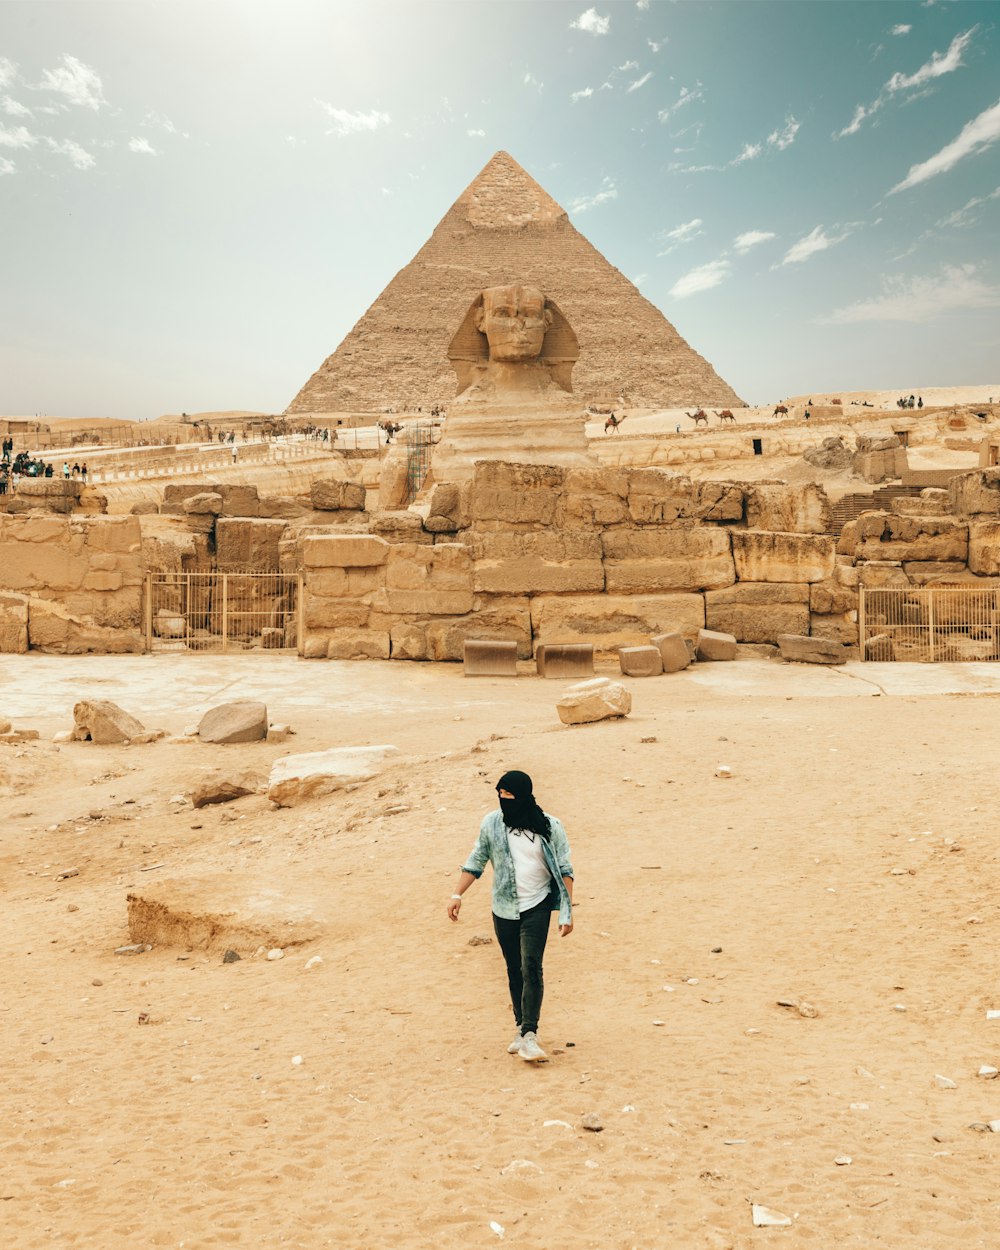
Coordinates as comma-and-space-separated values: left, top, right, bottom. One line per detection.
447, 816, 492, 921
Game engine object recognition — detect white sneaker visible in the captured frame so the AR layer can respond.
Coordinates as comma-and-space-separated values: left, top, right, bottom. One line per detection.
518, 1031, 546, 1062
507, 1032, 524, 1054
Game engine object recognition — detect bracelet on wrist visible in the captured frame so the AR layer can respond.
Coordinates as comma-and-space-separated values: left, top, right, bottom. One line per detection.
451, 894, 463, 901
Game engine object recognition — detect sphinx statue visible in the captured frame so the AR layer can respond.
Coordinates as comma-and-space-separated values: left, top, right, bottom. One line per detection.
431, 283, 592, 482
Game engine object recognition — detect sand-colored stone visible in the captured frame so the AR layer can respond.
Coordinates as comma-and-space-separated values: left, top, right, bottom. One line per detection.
310, 478, 367, 512
650, 631, 691, 672
467, 461, 564, 526
602, 527, 734, 593
215, 518, 287, 572
531, 592, 704, 652
197, 701, 269, 745
0, 591, 29, 654
949, 468, 1000, 517
182, 492, 223, 516
618, 645, 663, 677
72, 698, 146, 744
853, 513, 968, 563
696, 628, 738, 661
704, 582, 810, 643
303, 535, 390, 568
967, 522, 1000, 575
471, 530, 604, 595
746, 483, 830, 534
731, 531, 835, 584
556, 677, 631, 725
267, 745, 400, 807
777, 633, 846, 665
126, 875, 325, 953
424, 598, 533, 661
189, 770, 263, 809
385, 543, 473, 615
463, 639, 517, 676
326, 629, 391, 660
287, 151, 741, 414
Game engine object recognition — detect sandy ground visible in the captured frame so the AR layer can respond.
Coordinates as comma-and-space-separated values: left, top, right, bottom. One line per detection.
3, 654, 1000, 1248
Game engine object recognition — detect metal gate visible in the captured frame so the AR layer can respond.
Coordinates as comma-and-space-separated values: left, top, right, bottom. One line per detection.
144, 571, 302, 653
860, 586, 1000, 662
405, 421, 436, 502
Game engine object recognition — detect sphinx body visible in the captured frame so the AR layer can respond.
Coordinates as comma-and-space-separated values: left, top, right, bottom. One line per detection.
431, 284, 593, 483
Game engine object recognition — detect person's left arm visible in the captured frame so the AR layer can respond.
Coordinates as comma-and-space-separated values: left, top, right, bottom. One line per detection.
549, 817, 575, 936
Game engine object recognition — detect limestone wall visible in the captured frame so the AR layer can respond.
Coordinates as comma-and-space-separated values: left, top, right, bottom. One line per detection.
0, 514, 143, 653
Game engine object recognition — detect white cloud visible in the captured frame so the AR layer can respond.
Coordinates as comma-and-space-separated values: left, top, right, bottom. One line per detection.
467, 128, 485, 137
628, 72, 653, 93
571, 86, 595, 103
669, 258, 732, 299
780, 225, 852, 266
886, 26, 977, 93
890, 97, 1000, 193
839, 27, 978, 137
619, 60, 639, 72
569, 175, 617, 213
892, 23, 912, 35
0, 58, 17, 90
632, 271, 648, 286
657, 217, 703, 254
936, 185, 1000, 228
637, 0, 650, 9
128, 136, 156, 155
570, 8, 611, 36
523, 72, 544, 92
732, 142, 762, 165
0, 155, 14, 175
143, 111, 177, 134
315, 101, 391, 136
39, 54, 106, 110
733, 229, 776, 253
0, 123, 37, 149
647, 37, 663, 53
3, 96, 31, 117
825, 264, 1000, 324
658, 85, 703, 122
767, 115, 799, 150
45, 137, 95, 169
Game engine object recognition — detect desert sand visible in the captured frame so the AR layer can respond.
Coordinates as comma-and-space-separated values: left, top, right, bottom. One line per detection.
3, 653, 1000, 1248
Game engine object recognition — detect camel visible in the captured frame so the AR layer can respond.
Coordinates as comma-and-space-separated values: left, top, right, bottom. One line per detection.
773, 404, 789, 418
604, 414, 625, 434
715, 409, 736, 424
687, 409, 709, 426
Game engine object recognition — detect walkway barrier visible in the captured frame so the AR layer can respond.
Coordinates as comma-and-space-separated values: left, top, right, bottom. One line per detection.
859, 586, 1000, 661
144, 571, 303, 654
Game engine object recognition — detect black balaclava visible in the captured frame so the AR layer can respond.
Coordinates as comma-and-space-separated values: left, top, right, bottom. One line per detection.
496, 770, 551, 840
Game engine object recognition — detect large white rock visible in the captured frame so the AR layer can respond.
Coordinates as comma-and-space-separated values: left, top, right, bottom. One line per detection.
267, 745, 400, 807
198, 701, 269, 745
556, 677, 631, 726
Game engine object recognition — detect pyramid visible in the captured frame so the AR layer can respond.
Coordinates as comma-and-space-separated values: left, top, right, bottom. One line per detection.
286, 151, 743, 414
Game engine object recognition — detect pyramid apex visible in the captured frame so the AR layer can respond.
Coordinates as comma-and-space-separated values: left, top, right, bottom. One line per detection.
453, 150, 567, 229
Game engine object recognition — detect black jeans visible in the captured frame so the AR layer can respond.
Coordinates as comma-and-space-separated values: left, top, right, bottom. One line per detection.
493, 896, 552, 1036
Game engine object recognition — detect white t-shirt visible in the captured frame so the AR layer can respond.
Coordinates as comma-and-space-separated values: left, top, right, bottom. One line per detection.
507, 828, 552, 912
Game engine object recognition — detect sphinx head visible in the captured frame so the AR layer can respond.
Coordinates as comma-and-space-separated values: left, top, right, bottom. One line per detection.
474, 285, 552, 363
448, 284, 579, 395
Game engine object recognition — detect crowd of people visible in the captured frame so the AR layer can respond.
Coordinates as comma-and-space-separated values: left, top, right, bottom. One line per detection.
0, 444, 89, 495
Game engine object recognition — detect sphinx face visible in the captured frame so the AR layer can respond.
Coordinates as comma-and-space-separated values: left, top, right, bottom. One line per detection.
476, 285, 551, 362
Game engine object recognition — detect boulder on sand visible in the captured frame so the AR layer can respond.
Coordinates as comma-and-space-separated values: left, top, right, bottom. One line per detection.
267, 745, 400, 807
198, 701, 269, 745
556, 677, 632, 726
73, 699, 147, 744
189, 771, 263, 809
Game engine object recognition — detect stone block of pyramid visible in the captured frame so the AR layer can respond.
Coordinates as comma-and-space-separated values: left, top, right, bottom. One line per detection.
286, 151, 743, 414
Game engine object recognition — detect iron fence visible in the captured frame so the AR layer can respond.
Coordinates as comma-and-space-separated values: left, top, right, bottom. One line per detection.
144, 571, 302, 654
860, 585, 1000, 662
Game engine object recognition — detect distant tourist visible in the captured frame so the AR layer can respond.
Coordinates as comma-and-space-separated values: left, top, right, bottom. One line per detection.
62, 461, 70, 479
231, 443, 238, 463
917, 396, 923, 409
80, 463, 88, 480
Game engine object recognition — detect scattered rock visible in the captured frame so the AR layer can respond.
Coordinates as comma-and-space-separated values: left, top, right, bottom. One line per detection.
934, 1074, 957, 1089
556, 677, 631, 726
696, 628, 737, 662
751, 1204, 792, 1228
978, 1065, 998, 1079
72, 699, 146, 745
189, 771, 263, 809
468, 935, 493, 947
0, 718, 11, 734
266, 723, 293, 743
581, 1113, 603, 1132
114, 943, 151, 956
500, 1159, 542, 1176
304, 955, 323, 970
834, 1156, 852, 1166
777, 633, 846, 665
197, 701, 268, 745
222, 949, 242, 964
55, 868, 79, 880
267, 948, 284, 961
267, 745, 400, 807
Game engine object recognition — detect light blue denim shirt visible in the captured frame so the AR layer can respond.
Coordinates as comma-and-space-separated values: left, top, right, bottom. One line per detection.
462, 809, 574, 924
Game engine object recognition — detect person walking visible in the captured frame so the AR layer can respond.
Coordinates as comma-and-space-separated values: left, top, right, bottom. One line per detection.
447, 770, 574, 1062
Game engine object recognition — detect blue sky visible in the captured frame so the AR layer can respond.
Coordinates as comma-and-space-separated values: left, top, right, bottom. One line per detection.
1, 0, 998, 419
